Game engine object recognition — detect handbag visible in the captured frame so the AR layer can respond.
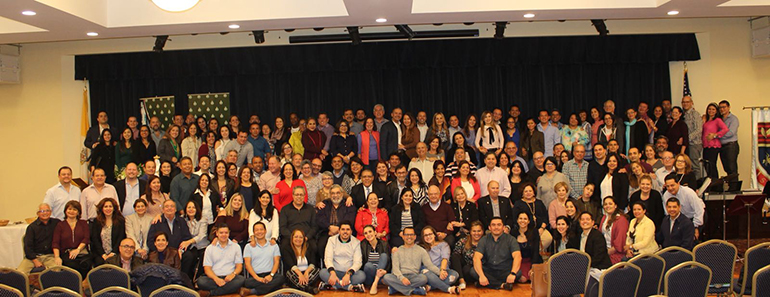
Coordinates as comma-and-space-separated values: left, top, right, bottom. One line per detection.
530, 263, 549, 297
539, 229, 553, 259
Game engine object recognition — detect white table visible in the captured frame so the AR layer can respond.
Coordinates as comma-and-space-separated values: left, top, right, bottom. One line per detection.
0, 223, 28, 268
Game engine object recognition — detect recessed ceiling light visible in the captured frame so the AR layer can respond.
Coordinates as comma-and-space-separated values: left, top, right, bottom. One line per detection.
667, 10, 679, 16
229, 24, 240, 29
524, 13, 535, 18
22, 11, 36, 16
376, 18, 387, 23
87, 32, 98, 37
152, 0, 200, 12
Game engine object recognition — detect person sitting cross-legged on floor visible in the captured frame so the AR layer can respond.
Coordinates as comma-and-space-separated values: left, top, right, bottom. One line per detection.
471, 217, 521, 291
241, 221, 285, 296
197, 223, 245, 296
383, 227, 442, 296
318, 221, 367, 292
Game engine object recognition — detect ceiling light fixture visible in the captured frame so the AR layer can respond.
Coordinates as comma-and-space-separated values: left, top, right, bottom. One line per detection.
376, 18, 387, 23
152, 0, 200, 12
667, 10, 679, 16
22, 11, 36, 16
86, 32, 98, 37
229, 24, 240, 29
524, 13, 535, 18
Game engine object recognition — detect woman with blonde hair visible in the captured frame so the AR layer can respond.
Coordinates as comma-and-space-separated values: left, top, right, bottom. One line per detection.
214, 193, 249, 246
475, 111, 504, 155
426, 112, 451, 151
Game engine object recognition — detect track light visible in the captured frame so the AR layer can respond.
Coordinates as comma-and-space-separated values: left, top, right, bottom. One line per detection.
153, 35, 168, 52
395, 25, 415, 39
591, 19, 609, 36
252, 30, 265, 44
494, 22, 507, 39
347, 26, 361, 45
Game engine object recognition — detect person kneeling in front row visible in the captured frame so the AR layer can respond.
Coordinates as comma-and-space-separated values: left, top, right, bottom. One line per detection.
471, 217, 521, 291
197, 223, 245, 296
241, 222, 284, 296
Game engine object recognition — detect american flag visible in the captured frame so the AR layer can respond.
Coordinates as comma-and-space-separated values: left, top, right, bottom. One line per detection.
683, 65, 692, 97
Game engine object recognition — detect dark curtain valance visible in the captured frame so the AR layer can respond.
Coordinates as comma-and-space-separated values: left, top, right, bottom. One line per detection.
75, 33, 700, 127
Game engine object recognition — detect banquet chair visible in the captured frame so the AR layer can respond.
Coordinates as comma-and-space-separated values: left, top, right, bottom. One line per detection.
598, 262, 642, 297
93, 286, 140, 297
39, 266, 82, 295
148, 285, 199, 297
752, 265, 770, 297
664, 261, 711, 297
32, 287, 79, 297
656, 246, 694, 293
547, 249, 591, 297
0, 284, 23, 297
87, 265, 131, 294
0, 268, 29, 297
629, 253, 666, 296
734, 242, 770, 296
693, 239, 737, 295
265, 288, 312, 297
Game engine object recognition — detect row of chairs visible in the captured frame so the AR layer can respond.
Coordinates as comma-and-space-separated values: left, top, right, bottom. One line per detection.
542, 240, 770, 297
0, 284, 195, 297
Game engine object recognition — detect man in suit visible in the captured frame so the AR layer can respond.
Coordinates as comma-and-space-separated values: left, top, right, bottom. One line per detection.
587, 143, 609, 200
350, 169, 389, 209
385, 165, 408, 207
568, 211, 611, 281
379, 108, 403, 162
114, 162, 147, 216
656, 197, 695, 250
477, 181, 514, 232
147, 199, 196, 278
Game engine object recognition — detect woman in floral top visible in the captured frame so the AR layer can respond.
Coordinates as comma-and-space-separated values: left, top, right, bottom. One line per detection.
560, 113, 590, 153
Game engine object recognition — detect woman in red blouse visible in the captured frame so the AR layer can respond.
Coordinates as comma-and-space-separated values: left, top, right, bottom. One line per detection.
355, 192, 389, 241
302, 117, 328, 161
274, 163, 307, 211
52, 200, 92, 278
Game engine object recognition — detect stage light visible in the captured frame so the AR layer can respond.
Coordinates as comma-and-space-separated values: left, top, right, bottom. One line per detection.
152, 0, 200, 12
494, 22, 507, 39
591, 19, 609, 36
347, 26, 361, 45
252, 30, 265, 44
395, 25, 415, 39
153, 35, 169, 52
22, 11, 36, 16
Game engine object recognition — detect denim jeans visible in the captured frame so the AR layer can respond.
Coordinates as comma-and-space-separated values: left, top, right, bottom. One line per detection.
363, 253, 389, 285
383, 273, 428, 295
197, 275, 245, 296
319, 269, 366, 290
424, 269, 459, 292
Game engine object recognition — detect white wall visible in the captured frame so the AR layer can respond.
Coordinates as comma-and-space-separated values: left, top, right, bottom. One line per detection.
1, 17, 768, 221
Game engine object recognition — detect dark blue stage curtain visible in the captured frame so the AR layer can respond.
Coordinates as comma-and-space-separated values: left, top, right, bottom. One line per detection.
75, 33, 700, 127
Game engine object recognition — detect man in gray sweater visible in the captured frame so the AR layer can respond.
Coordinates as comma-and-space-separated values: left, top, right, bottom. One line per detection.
383, 227, 441, 295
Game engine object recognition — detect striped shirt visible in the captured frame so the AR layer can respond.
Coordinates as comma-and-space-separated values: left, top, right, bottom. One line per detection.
401, 209, 413, 230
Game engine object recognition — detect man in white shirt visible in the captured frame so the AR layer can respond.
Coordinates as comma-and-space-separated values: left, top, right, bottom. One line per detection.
662, 174, 705, 240
319, 222, 366, 292
655, 151, 676, 189
115, 163, 147, 216
416, 111, 429, 142
43, 166, 81, 220
476, 152, 512, 198
80, 168, 118, 220
408, 143, 435, 184
198, 223, 245, 296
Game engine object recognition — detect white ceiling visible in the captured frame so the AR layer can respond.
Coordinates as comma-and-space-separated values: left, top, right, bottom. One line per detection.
1, 0, 770, 44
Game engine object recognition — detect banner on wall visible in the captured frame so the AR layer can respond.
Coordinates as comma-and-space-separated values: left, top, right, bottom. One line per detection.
140, 96, 175, 130
752, 108, 770, 190
188, 93, 231, 126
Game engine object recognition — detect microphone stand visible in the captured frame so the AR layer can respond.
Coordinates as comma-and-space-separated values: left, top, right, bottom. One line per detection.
722, 181, 729, 240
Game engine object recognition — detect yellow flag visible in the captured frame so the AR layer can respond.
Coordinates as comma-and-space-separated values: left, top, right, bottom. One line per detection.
81, 85, 89, 137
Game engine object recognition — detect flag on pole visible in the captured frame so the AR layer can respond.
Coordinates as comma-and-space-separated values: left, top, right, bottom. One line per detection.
683, 62, 692, 97
81, 83, 89, 137
752, 108, 770, 190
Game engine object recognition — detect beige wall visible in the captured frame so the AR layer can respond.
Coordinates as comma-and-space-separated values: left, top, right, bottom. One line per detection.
1, 17, 768, 221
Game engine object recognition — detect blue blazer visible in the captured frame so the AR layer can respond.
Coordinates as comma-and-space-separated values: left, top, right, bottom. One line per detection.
656, 214, 695, 250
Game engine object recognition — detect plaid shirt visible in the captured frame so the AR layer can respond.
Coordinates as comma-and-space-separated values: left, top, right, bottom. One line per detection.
562, 159, 588, 199
683, 108, 702, 145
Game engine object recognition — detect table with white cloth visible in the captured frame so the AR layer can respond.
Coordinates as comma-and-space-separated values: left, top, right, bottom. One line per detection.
0, 223, 28, 268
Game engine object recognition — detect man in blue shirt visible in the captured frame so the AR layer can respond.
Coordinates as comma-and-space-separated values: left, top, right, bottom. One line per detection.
718, 100, 739, 176
242, 222, 283, 295
537, 110, 561, 157
198, 223, 245, 296
248, 122, 271, 160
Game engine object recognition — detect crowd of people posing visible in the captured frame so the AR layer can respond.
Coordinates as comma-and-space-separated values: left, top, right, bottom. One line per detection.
23, 97, 731, 295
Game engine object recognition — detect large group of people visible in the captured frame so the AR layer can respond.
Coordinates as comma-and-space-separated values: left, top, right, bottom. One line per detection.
24, 96, 735, 295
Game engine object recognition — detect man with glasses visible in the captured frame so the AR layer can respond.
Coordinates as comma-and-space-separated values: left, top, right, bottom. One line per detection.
383, 227, 440, 296
527, 151, 546, 182
655, 151, 676, 190
106, 238, 145, 272
351, 169, 388, 209
718, 100, 740, 176
18, 203, 60, 274
681, 96, 704, 179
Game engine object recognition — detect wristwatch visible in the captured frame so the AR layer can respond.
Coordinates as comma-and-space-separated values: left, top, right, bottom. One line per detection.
510, 270, 518, 276
270, 272, 275, 277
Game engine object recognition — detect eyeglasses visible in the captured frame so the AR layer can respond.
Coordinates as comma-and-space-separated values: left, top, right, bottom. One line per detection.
403, 233, 416, 237
38, 210, 52, 213
423, 233, 435, 237
120, 245, 136, 249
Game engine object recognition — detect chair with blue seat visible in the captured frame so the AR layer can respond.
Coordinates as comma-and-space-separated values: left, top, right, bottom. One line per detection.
753, 265, 770, 297
0, 284, 23, 297
598, 262, 642, 297
87, 265, 131, 294
264, 288, 312, 297
0, 268, 29, 297
629, 253, 666, 296
734, 242, 770, 296
664, 261, 712, 297
693, 239, 737, 295
547, 249, 591, 297
656, 246, 694, 293
148, 285, 198, 297
39, 266, 83, 295
93, 286, 141, 297
32, 287, 80, 297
